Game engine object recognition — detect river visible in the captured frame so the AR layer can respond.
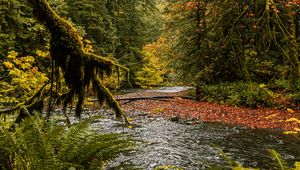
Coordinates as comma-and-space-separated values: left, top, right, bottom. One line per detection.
58, 86, 300, 169
86, 110, 300, 170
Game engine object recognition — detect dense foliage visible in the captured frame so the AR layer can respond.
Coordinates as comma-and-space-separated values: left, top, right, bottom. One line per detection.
0, 1, 153, 168
1, 0, 300, 169
151, 0, 300, 107
136, 37, 170, 87
0, 0, 164, 122
0, 50, 48, 108
0, 0, 161, 88
0, 115, 135, 169
65, 0, 161, 85
163, 0, 300, 85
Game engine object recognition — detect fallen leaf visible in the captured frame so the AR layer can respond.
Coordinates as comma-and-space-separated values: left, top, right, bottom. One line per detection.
265, 114, 278, 119
287, 108, 295, 113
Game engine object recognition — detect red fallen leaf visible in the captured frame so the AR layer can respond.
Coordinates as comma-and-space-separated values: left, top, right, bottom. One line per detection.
121, 98, 300, 130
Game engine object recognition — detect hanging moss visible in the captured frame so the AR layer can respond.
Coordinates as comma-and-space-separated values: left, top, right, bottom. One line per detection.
0, 83, 49, 126
25, 0, 129, 123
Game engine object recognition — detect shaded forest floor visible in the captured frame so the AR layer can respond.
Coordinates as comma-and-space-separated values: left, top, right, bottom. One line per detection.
117, 91, 300, 131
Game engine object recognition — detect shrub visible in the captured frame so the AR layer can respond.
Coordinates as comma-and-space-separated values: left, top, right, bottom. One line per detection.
0, 115, 135, 169
0, 50, 49, 108
290, 93, 300, 106
200, 82, 274, 108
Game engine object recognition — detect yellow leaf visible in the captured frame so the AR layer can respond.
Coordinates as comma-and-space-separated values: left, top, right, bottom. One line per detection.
283, 131, 298, 135
265, 114, 278, 119
153, 108, 164, 113
293, 128, 300, 132
21, 56, 35, 63
7, 50, 18, 59
287, 108, 295, 113
295, 162, 300, 169
128, 125, 133, 129
232, 166, 258, 170
259, 84, 266, 88
3, 61, 14, 69
36, 50, 48, 58
127, 118, 134, 122
13, 58, 22, 66
20, 63, 32, 70
286, 118, 300, 124
84, 39, 91, 44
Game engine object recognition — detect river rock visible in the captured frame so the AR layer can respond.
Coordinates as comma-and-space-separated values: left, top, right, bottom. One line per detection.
170, 116, 180, 122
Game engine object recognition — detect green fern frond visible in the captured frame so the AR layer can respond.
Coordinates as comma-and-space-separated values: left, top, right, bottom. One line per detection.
212, 144, 239, 167
57, 121, 135, 169
268, 149, 287, 170
0, 115, 135, 169
57, 119, 92, 160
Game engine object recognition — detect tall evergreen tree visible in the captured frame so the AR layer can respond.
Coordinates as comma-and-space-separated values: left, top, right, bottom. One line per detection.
66, 0, 118, 54
164, 0, 212, 82
164, 0, 300, 87
0, 0, 46, 56
107, 0, 157, 85
0, 0, 68, 57
66, 0, 158, 85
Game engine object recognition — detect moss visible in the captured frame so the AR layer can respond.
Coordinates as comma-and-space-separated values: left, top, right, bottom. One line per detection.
26, 0, 129, 122
93, 75, 129, 124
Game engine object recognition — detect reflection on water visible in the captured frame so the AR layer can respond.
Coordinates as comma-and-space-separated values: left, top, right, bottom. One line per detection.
86, 111, 300, 169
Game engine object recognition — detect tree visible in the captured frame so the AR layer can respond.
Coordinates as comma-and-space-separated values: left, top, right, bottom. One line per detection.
164, 0, 300, 88
65, 0, 160, 86
136, 37, 169, 87
66, 0, 118, 54
0, 50, 49, 108
0, 0, 46, 56
107, 0, 158, 85
0, 0, 68, 56
1, 0, 130, 124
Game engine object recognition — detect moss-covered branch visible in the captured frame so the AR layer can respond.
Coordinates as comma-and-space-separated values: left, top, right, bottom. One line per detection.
25, 0, 129, 121
0, 82, 50, 127
93, 75, 130, 124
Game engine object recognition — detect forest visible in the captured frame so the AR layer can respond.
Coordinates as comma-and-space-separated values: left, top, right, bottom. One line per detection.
0, 0, 300, 169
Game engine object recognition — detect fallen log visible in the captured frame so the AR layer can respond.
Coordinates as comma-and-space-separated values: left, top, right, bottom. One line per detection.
89, 96, 195, 105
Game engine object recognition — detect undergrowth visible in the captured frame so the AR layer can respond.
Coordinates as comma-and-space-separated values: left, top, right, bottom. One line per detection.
196, 81, 300, 109
0, 114, 136, 169
198, 82, 274, 108
211, 144, 300, 170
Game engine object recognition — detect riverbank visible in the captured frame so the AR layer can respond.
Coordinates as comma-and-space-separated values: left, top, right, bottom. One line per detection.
119, 91, 300, 131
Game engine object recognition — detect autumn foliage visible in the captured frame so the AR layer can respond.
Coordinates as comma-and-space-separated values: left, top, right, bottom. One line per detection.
0, 50, 49, 107
136, 37, 170, 87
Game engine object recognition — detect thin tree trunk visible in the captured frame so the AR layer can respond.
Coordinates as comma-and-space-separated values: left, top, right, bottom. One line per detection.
287, 7, 300, 87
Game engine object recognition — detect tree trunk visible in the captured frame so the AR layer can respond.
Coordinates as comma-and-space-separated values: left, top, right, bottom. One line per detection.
287, 7, 300, 87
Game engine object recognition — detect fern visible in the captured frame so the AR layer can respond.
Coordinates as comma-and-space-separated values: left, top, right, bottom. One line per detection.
213, 144, 259, 170
0, 115, 135, 169
268, 149, 288, 170
212, 144, 239, 167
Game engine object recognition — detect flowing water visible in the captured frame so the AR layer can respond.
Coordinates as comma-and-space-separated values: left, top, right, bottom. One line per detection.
60, 87, 300, 169
83, 110, 300, 170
